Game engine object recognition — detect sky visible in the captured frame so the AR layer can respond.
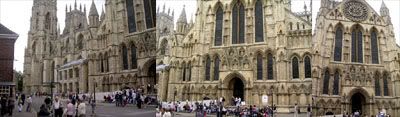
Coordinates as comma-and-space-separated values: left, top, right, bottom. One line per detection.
157, 0, 312, 29
0, 0, 105, 72
312, 0, 400, 44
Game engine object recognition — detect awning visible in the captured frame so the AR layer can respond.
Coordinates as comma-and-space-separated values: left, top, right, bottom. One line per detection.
156, 64, 169, 71
60, 59, 86, 69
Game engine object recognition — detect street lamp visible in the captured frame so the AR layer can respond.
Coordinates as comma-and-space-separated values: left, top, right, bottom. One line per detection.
269, 91, 274, 117
92, 82, 97, 116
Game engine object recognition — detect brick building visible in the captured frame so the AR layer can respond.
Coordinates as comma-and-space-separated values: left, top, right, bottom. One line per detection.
0, 23, 18, 97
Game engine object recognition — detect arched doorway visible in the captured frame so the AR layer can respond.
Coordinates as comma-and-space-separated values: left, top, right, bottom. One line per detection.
351, 92, 366, 114
229, 78, 244, 100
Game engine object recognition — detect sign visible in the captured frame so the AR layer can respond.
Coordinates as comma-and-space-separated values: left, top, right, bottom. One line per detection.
262, 95, 268, 103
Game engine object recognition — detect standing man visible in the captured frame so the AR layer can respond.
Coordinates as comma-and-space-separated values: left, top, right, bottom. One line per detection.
77, 99, 86, 117
307, 104, 311, 117
26, 96, 32, 112
53, 97, 63, 117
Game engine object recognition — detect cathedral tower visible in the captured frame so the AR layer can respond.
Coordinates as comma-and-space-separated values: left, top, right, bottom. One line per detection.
176, 5, 188, 34
24, 0, 58, 93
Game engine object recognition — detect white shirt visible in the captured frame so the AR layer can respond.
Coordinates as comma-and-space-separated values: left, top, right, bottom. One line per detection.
163, 112, 172, 117
53, 100, 61, 109
78, 103, 86, 115
26, 97, 32, 103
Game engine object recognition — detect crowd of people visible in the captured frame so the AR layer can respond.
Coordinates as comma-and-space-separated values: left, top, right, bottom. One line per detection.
103, 87, 158, 109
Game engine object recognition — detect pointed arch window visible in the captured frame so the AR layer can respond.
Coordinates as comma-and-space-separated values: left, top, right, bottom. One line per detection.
160, 40, 169, 55
383, 73, 389, 96
256, 54, 263, 80
371, 30, 379, 64
334, 27, 343, 61
188, 63, 192, 81
205, 56, 211, 81
122, 44, 129, 70
232, 1, 245, 44
267, 53, 274, 80
126, 0, 137, 33
304, 56, 312, 78
351, 25, 363, 63
131, 43, 137, 69
292, 57, 299, 79
332, 70, 340, 95
375, 72, 381, 96
214, 6, 223, 46
45, 12, 51, 30
144, 0, 155, 29
182, 62, 186, 81
100, 54, 105, 72
322, 70, 330, 94
214, 57, 220, 81
254, 0, 264, 42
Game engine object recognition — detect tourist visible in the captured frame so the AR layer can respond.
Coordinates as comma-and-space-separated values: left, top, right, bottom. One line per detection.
53, 97, 63, 117
163, 109, 172, 117
26, 96, 32, 112
77, 99, 86, 117
294, 103, 298, 117
136, 93, 142, 109
37, 104, 51, 117
66, 100, 75, 117
7, 97, 15, 116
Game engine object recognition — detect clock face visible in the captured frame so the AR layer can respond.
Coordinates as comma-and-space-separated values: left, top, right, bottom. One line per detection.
343, 0, 369, 22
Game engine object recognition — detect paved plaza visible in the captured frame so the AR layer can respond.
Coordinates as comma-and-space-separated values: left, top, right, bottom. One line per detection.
12, 96, 155, 117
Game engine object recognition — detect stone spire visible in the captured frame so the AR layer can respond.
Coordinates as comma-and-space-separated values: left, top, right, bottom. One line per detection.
380, 0, 389, 16
163, 3, 165, 13
74, 0, 77, 10
100, 7, 105, 21
304, 1, 307, 12
89, 0, 99, 16
177, 5, 187, 24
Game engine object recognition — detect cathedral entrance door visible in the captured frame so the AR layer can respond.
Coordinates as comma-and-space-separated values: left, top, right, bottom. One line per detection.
229, 78, 244, 101
351, 92, 365, 114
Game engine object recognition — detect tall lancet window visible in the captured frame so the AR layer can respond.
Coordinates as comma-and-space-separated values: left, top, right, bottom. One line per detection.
182, 62, 186, 81
254, 0, 264, 42
205, 56, 211, 81
256, 54, 263, 80
214, 5, 223, 46
375, 72, 381, 96
126, 0, 137, 33
122, 44, 129, 70
292, 57, 299, 79
334, 27, 343, 61
214, 57, 220, 81
267, 53, 273, 80
383, 72, 389, 96
232, 1, 245, 44
371, 30, 379, 64
143, 0, 155, 28
351, 25, 363, 63
332, 70, 340, 95
322, 70, 330, 94
304, 56, 312, 78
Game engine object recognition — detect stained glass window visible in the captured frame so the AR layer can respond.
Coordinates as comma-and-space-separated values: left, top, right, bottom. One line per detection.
232, 1, 245, 44
125, 0, 136, 33
371, 30, 379, 64
334, 27, 343, 61
205, 56, 211, 81
214, 6, 223, 46
254, 0, 264, 42
351, 26, 363, 63
214, 57, 220, 81
144, 0, 155, 28
292, 57, 299, 79
131, 43, 137, 69
188, 63, 192, 81
304, 56, 312, 78
375, 72, 381, 96
182, 62, 186, 81
257, 54, 263, 80
383, 73, 389, 96
332, 70, 340, 95
267, 53, 273, 80
323, 70, 330, 94
122, 44, 128, 70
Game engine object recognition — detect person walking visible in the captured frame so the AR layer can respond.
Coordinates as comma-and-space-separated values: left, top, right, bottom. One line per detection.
26, 96, 32, 112
17, 97, 23, 112
77, 99, 86, 117
53, 97, 63, 117
294, 103, 298, 117
66, 100, 75, 117
7, 97, 15, 116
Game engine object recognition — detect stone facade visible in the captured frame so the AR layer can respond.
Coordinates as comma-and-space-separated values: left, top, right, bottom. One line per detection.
312, 0, 400, 116
157, 0, 312, 113
23, 0, 156, 95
